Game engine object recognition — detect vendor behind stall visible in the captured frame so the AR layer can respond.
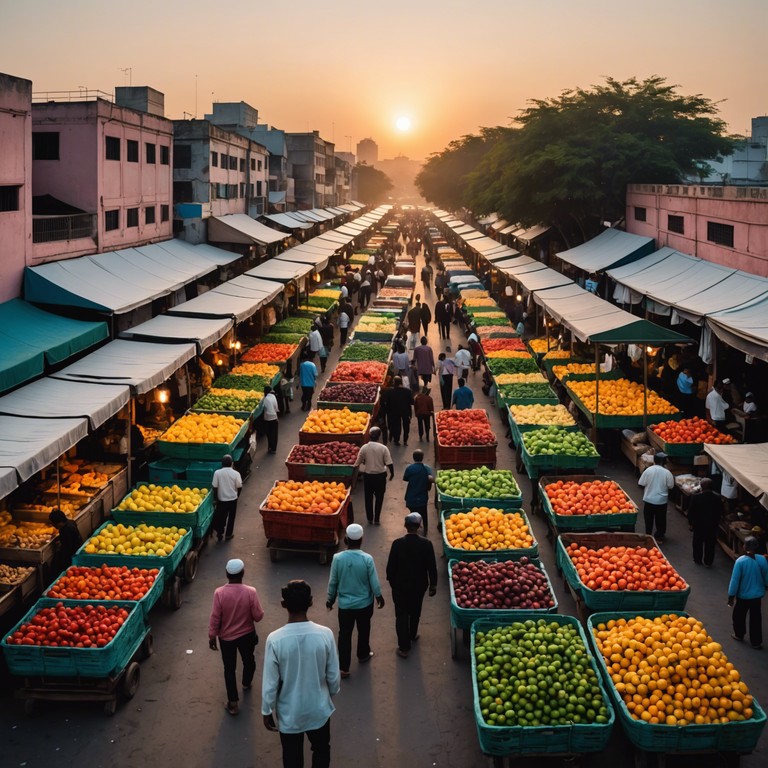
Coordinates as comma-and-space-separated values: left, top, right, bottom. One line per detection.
49, 509, 83, 571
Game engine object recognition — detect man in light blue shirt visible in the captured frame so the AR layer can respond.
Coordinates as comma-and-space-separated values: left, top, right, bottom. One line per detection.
728, 537, 768, 649
326, 524, 385, 678
299, 355, 318, 412
451, 378, 475, 410
262, 580, 340, 767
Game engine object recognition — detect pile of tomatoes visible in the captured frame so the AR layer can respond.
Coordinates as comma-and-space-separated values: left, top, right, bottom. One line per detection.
5, 602, 130, 648
544, 479, 635, 516
435, 409, 496, 446
47, 565, 159, 601
651, 416, 735, 445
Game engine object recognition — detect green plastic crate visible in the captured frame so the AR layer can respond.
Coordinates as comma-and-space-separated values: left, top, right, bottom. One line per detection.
185, 460, 219, 488
437, 488, 522, 512
586, 611, 766, 753
1, 598, 146, 678
471, 616, 615, 756
156, 418, 249, 461
148, 458, 188, 483
441, 508, 538, 562
565, 385, 681, 430
448, 557, 557, 631
507, 414, 579, 449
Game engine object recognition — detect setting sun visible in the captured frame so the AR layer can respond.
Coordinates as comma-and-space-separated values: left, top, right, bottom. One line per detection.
395, 116, 412, 132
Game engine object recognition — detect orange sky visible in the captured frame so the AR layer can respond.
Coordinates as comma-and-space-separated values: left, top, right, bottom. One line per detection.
2, 0, 766, 162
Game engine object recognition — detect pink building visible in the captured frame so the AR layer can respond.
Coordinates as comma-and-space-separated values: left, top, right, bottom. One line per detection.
0, 72, 32, 302
626, 183, 768, 277
31, 87, 173, 265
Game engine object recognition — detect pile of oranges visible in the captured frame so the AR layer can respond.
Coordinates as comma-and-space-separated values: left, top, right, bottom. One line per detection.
265, 481, 347, 515
651, 416, 735, 445
444, 507, 533, 552
567, 378, 678, 416
301, 408, 369, 434
544, 479, 635, 516
593, 614, 755, 724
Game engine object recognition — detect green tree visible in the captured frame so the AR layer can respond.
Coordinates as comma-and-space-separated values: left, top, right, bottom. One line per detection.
415, 127, 510, 211
355, 163, 393, 205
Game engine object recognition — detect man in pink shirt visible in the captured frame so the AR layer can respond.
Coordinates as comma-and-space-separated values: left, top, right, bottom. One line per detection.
209, 558, 265, 715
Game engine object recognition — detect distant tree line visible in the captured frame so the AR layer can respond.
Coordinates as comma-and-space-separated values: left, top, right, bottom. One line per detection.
416, 77, 734, 245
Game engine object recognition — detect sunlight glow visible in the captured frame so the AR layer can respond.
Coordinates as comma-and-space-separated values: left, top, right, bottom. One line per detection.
395, 116, 412, 132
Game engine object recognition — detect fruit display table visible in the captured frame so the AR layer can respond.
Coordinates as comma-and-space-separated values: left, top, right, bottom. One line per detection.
435, 410, 497, 469
587, 611, 766, 759
436, 467, 522, 511
155, 414, 249, 461
647, 416, 736, 459
471, 616, 615, 759
327, 361, 389, 386
441, 507, 538, 562
285, 442, 360, 486
507, 405, 579, 448
518, 427, 600, 479
299, 408, 371, 446
191, 388, 264, 420
495, 382, 559, 407
339, 341, 393, 364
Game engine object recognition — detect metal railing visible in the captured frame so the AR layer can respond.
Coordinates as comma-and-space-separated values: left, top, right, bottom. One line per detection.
32, 89, 113, 103
33, 213, 96, 243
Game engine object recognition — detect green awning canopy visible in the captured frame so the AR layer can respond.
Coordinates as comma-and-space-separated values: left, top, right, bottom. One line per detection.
588, 319, 692, 345
0, 300, 109, 393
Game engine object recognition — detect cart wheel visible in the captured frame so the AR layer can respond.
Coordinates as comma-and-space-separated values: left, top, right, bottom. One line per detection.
140, 633, 154, 660
269, 548, 278, 563
23, 698, 35, 715
183, 550, 199, 583
169, 577, 182, 610
104, 698, 117, 716
122, 662, 141, 700
450, 627, 458, 659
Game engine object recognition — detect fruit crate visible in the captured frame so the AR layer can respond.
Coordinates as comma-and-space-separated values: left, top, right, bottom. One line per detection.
565, 384, 682, 430
519, 442, 600, 481
554, 370, 624, 383
1, 598, 146, 678
44, 565, 164, 619
0, 562, 39, 601
110, 484, 213, 538
556, 533, 690, 612
586, 611, 766, 754
496, 389, 560, 409
190, 404, 257, 420
542, 356, 583, 376
0, 538, 57, 566
441, 508, 538, 562
155, 418, 249, 461
437, 485, 522, 512
285, 445, 360, 485
471, 615, 615, 756
148, 458, 189, 484
350, 330, 397, 343
72, 521, 193, 580
646, 426, 705, 459
435, 435, 497, 470
317, 388, 381, 414
258, 486, 351, 546
538, 475, 638, 533
448, 557, 558, 632
507, 413, 580, 448
299, 419, 371, 446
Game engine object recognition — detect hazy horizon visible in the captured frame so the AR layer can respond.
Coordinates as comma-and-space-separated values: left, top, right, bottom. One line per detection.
2, 0, 766, 163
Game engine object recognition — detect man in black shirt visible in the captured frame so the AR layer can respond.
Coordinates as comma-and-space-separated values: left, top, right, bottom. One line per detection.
49, 509, 83, 571
688, 478, 723, 567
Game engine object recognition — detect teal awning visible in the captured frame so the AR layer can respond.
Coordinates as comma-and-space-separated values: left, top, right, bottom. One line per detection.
0, 299, 109, 393
588, 319, 692, 345
557, 229, 655, 273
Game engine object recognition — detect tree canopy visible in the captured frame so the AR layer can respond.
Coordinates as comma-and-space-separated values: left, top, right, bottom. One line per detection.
355, 163, 394, 205
416, 77, 733, 244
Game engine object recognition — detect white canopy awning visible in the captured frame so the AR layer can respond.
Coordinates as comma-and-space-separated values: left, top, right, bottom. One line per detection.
315, 231, 353, 246
168, 277, 283, 323
460, 231, 486, 242
0, 467, 17, 500
485, 248, 521, 263
0, 378, 130, 430
707, 294, 768, 362
499, 223, 519, 235
51, 340, 196, 395
477, 213, 499, 226
515, 224, 551, 243
453, 224, 475, 235
120, 315, 233, 354
515, 267, 575, 294
705, 443, 768, 510
246, 260, 314, 282
335, 224, 364, 236
557, 229, 655, 272
493, 255, 539, 272
471, 237, 510, 254
263, 213, 314, 231
0, 415, 89, 483
208, 214, 287, 245
276, 248, 330, 271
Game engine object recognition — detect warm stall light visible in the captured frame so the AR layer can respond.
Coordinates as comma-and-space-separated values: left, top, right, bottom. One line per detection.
646, 346, 654, 355
516, 294, 522, 302
158, 389, 169, 404
234, 341, 242, 351
216, 358, 224, 367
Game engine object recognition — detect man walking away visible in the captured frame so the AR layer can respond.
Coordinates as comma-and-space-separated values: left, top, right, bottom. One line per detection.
299, 354, 319, 412
414, 386, 435, 442
338, 308, 350, 346
451, 378, 475, 410
688, 477, 723, 567
386, 376, 414, 445
353, 426, 394, 524
403, 449, 435, 534
413, 337, 435, 385
437, 353, 456, 410
728, 537, 768, 649
419, 301, 432, 337
454, 344, 472, 380
319, 318, 334, 373
262, 385, 280, 454
386, 513, 437, 658
262, 580, 340, 767
434, 299, 447, 340
638, 451, 674, 543
212, 454, 243, 541
210, 559, 265, 715
407, 299, 422, 352
421, 263, 432, 291
326, 524, 385, 678
308, 325, 323, 361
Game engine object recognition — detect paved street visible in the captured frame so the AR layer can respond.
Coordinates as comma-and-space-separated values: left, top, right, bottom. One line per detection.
2, 242, 767, 768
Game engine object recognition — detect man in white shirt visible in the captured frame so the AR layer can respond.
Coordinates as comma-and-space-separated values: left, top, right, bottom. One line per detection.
453, 344, 472, 379
638, 451, 674, 542
308, 327, 323, 359
705, 380, 729, 431
262, 580, 340, 767
354, 427, 394, 525
262, 385, 280, 454
212, 455, 243, 542
339, 284, 348, 300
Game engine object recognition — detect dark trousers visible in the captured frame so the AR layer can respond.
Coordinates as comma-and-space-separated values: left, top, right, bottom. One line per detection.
438, 320, 451, 339
214, 498, 238, 538
337, 603, 373, 671
219, 630, 257, 703
339, 327, 348, 345
319, 356, 328, 373
279, 718, 331, 768
387, 413, 411, 443
264, 418, 279, 452
420, 373, 432, 385
362, 472, 387, 523
416, 415, 431, 441
643, 501, 668, 539
391, 586, 426, 652
733, 597, 763, 646
421, 320, 430, 335
692, 527, 717, 565
440, 375, 453, 410
407, 504, 429, 535
301, 386, 314, 411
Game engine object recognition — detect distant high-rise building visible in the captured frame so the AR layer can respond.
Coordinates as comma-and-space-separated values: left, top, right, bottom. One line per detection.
356, 137, 378, 165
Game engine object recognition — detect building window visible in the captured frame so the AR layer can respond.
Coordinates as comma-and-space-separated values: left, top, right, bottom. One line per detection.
229, 156, 237, 171
258, 160, 262, 172
0, 185, 20, 212
239, 158, 246, 173
240, 182, 246, 198
210, 183, 218, 200
160, 145, 170, 165
145, 143, 156, 164
250, 158, 256, 171
220, 153, 228, 169
228, 184, 238, 199
104, 209, 119, 231
211, 151, 218, 167
256, 180, 263, 197
174, 180, 193, 201
127, 207, 139, 227
249, 183, 254, 196
145, 206, 156, 224
33, 132, 60, 160
634, 206, 646, 222
174, 144, 192, 169
667, 215, 684, 234
707, 221, 734, 248
161, 204, 170, 222
127, 140, 139, 163
105, 136, 121, 161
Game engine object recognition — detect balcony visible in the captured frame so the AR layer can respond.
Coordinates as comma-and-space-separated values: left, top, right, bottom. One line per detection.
33, 213, 96, 243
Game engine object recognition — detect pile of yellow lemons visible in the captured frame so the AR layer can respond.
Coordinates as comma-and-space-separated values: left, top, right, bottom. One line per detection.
116, 484, 208, 514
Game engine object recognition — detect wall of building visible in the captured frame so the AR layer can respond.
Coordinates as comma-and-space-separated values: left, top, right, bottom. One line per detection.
0, 72, 32, 302
627, 184, 768, 277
